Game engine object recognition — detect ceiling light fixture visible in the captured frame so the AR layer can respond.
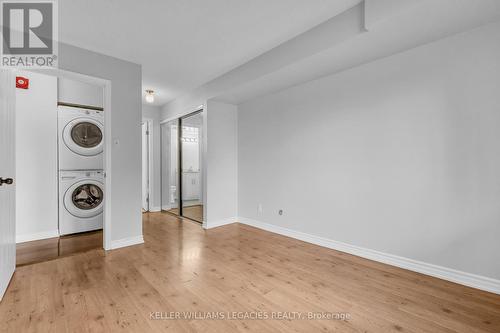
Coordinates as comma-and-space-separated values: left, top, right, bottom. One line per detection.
145, 89, 155, 103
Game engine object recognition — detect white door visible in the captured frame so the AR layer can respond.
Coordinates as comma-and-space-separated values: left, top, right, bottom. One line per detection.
0, 69, 16, 301
141, 122, 149, 212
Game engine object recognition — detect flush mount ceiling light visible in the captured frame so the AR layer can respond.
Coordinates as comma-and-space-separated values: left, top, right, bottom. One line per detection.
145, 89, 155, 103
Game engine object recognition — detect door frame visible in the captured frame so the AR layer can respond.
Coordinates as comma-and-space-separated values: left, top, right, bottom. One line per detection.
178, 109, 203, 222
160, 106, 205, 225
25, 69, 112, 250
141, 120, 152, 212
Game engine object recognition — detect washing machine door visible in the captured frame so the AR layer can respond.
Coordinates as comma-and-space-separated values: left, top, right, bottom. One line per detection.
64, 179, 104, 218
63, 117, 103, 156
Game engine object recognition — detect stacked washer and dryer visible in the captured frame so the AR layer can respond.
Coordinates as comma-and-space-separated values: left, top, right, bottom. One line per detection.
57, 79, 104, 236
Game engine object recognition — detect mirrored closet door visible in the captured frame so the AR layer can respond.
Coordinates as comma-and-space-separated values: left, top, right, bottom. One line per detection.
180, 111, 203, 223
161, 110, 204, 223
160, 119, 179, 216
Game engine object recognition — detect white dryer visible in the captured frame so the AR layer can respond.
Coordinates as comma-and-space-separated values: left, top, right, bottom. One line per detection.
59, 170, 104, 235
58, 106, 104, 170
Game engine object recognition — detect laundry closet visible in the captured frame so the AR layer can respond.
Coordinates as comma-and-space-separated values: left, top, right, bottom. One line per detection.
15, 71, 105, 243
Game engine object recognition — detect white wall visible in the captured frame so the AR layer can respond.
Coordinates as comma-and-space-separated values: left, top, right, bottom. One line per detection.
182, 128, 200, 172
206, 100, 238, 227
15, 71, 59, 242
142, 104, 161, 211
59, 43, 143, 246
58, 77, 103, 108
238, 22, 500, 280
181, 124, 202, 203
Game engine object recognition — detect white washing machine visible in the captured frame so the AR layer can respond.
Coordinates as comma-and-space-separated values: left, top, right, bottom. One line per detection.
58, 106, 104, 170
59, 170, 104, 235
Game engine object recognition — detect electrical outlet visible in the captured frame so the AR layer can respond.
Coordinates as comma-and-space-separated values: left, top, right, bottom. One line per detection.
279, 209, 283, 216
258, 203, 263, 214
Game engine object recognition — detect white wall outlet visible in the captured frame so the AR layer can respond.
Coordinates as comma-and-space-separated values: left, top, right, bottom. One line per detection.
258, 203, 263, 214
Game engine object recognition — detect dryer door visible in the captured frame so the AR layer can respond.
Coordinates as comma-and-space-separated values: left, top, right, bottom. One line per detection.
63, 117, 103, 156
64, 179, 104, 218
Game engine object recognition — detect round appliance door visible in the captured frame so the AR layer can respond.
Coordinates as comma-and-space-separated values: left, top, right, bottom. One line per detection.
64, 179, 104, 218
63, 117, 103, 156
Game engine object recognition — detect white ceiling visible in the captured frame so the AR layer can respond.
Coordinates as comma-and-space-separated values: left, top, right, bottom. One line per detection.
215, 0, 500, 104
59, 0, 361, 106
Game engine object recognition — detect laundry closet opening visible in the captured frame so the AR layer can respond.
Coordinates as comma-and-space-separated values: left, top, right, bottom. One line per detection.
160, 109, 204, 224
14, 70, 110, 266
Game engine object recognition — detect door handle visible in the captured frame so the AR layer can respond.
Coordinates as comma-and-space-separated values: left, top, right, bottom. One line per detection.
0, 177, 14, 186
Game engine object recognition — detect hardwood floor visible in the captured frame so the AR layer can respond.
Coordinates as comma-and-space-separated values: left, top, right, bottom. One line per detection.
1, 212, 499, 332
16, 230, 103, 267
164, 204, 203, 223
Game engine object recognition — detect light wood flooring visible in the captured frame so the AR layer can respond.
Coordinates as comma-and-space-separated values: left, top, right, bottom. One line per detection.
164, 204, 203, 223
1, 212, 499, 332
16, 230, 103, 267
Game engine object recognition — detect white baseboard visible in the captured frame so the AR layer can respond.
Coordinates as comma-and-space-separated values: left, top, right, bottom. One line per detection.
238, 217, 500, 295
149, 206, 161, 212
204, 217, 238, 230
16, 230, 60, 243
110, 235, 144, 250
0, 265, 14, 302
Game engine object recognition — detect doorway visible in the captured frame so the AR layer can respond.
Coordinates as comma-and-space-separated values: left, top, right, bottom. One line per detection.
1, 68, 113, 299
160, 109, 204, 223
14, 69, 110, 263
142, 121, 150, 212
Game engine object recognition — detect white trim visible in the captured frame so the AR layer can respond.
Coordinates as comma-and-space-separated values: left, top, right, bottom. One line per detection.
26, 69, 112, 251
142, 118, 156, 212
0, 266, 14, 302
16, 230, 59, 244
160, 115, 180, 125
238, 217, 500, 295
147, 120, 153, 211
103, 81, 112, 250
110, 235, 144, 250
141, 120, 152, 211
149, 206, 161, 212
160, 104, 204, 124
204, 217, 237, 230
